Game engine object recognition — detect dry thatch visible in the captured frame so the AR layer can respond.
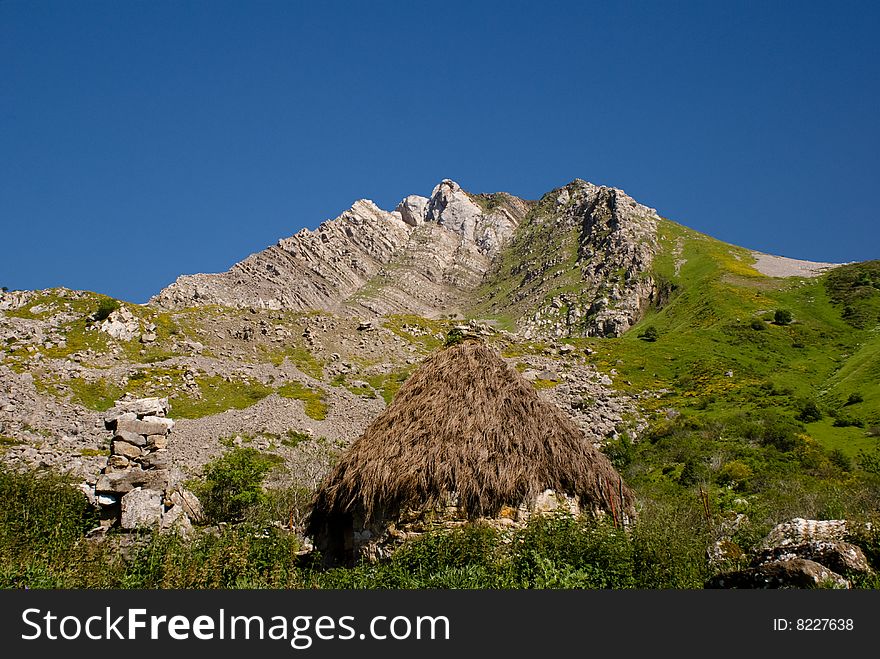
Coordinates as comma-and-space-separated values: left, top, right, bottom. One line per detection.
306, 341, 634, 536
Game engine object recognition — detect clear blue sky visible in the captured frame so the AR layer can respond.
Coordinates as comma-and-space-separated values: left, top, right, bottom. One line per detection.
2, 1, 878, 303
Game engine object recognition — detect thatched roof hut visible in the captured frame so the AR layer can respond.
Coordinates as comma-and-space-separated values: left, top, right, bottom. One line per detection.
307, 340, 635, 565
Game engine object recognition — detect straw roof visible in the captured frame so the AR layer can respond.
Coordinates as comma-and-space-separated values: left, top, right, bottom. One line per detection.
307, 341, 634, 535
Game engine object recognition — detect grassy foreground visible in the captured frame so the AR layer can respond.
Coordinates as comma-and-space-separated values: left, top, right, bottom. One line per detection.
2, 457, 879, 589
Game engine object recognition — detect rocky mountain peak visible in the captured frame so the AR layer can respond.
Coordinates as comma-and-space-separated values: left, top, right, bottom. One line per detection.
152, 180, 529, 316
151, 177, 664, 337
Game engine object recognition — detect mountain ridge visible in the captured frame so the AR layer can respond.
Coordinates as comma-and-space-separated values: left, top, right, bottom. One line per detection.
152, 178, 684, 337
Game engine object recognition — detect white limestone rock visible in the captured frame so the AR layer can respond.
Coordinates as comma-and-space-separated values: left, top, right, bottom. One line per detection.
97, 306, 141, 341
120, 488, 163, 529
395, 195, 429, 227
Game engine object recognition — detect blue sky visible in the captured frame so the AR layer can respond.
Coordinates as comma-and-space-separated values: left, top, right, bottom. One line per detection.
2, 0, 878, 303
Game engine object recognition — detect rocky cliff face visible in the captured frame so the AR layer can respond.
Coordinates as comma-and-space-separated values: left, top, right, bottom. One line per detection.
152, 178, 659, 337
476, 180, 660, 337
152, 180, 529, 318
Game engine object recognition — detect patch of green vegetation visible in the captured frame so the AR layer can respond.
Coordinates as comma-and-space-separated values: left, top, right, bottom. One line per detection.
192, 447, 284, 523
93, 298, 120, 322
68, 378, 124, 411
822, 333, 880, 427
621, 412, 880, 537
281, 430, 312, 448
0, 465, 102, 588
556, 219, 870, 433
3, 458, 880, 589
172, 376, 274, 419
3, 290, 102, 320
500, 341, 548, 358
470, 196, 584, 325
0, 436, 22, 446
330, 374, 377, 398
825, 260, 880, 329
122, 366, 188, 399
382, 314, 445, 351
80, 448, 109, 457
277, 381, 328, 420
532, 378, 559, 390
262, 345, 324, 379
466, 191, 509, 213
366, 367, 414, 405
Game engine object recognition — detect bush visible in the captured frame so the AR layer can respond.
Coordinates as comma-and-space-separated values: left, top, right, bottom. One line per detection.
748, 412, 803, 451
603, 433, 634, 469
0, 467, 96, 558
829, 448, 853, 472
833, 415, 865, 429
797, 401, 823, 423
444, 327, 466, 347
717, 461, 753, 489
196, 448, 280, 523
857, 449, 880, 475
846, 392, 864, 406
774, 309, 793, 325
750, 319, 766, 331
93, 298, 120, 322
638, 326, 659, 342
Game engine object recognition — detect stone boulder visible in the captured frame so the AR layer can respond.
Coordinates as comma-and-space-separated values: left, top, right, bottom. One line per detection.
160, 504, 194, 536
120, 488, 164, 529
95, 467, 170, 494
97, 306, 141, 341
707, 559, 849, 589
753, 542, 872, 577
761, 518, 849, 548
169, 486, 205, 523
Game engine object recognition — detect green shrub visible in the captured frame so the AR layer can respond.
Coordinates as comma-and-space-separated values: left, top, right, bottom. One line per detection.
846, 392, 864, 406
750, 319, 766, 331
444, 327, 466, 347
122, 524, 302, 589
195, 448, 280, 523
774, 309, 793, 325
603, 434, 634, 469
797, 401, 823, 423
639, 325, 659, 342
748, 412, 803, 451
717, 461, 753, 489
0, 467, 96, 558
833, 414, 865, 428
857, 450, 880, 474
829, 448, 853, 472
93, 298, 120, 322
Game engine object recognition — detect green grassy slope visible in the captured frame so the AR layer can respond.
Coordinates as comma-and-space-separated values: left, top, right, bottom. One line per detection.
571, 219, 879, 457
469, 189, 585, 330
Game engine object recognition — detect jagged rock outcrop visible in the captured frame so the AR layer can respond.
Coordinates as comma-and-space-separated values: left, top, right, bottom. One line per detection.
478, 180, 660, 338
152, 180, 528, 318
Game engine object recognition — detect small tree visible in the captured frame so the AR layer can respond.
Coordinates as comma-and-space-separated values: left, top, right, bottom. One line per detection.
639, 325, 659, 342
774, 309, 793, 325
